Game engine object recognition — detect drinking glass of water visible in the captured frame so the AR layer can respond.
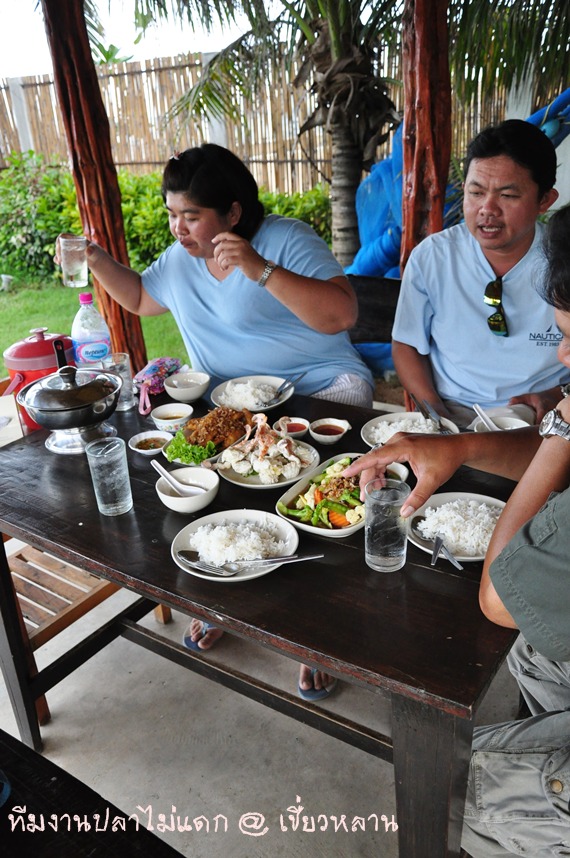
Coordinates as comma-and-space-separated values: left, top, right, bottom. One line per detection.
364, 478, 411, 572
59, 236, 88, 288
102, 352, 136, 411
85, 437, 133, 516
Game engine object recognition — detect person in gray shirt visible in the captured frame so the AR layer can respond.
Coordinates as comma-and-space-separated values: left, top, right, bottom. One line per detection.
344, 204, 570, 857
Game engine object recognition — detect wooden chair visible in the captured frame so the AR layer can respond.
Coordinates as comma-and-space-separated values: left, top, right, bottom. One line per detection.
347, 274, 402, 344
1, 377, 172, 724
347, 275, 412, 411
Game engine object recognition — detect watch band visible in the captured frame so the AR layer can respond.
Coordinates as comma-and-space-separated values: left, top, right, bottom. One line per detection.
539, 408, 570, 440
561, 383, 570, 398
258, 261, 277, 288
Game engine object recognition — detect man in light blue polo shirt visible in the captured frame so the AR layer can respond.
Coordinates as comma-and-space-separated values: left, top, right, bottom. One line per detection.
392, 120, 566, 427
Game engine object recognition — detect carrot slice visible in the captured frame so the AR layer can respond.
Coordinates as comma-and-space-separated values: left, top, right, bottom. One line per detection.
328, 510, 350, 528
314, 488, 324, 504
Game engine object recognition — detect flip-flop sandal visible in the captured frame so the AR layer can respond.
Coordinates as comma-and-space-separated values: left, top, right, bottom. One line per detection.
298, 668, 338, 702
182, 621, 215, 653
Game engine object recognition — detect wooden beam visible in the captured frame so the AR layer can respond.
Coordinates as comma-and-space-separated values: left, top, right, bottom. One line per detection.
401, 0, 452, 270
40, 0, 147, 372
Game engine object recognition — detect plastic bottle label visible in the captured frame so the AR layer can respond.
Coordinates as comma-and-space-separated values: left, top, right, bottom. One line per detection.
74, 341, 111, 364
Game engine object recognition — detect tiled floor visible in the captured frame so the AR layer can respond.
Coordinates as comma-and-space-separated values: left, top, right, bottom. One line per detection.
0, 551, 520, 856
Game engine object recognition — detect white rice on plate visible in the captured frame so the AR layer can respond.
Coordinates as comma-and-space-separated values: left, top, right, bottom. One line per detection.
368, 416, 440, 445
188, 520, 287, 565
417, 499, 501, 557
218, 380, 277, 410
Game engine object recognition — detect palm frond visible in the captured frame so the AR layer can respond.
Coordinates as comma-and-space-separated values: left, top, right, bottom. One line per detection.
449, 0, 570, 101
164, 32, 276, 125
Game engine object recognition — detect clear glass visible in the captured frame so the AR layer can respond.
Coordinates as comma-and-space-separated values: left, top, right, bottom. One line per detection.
59, 236, 88, 288
102, 352, 135, 411
85, 437, 133, 516
364, 478, 411, 572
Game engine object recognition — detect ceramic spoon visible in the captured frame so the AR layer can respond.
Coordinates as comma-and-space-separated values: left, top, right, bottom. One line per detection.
150, 459, 207, 497
473, 404, 502, 431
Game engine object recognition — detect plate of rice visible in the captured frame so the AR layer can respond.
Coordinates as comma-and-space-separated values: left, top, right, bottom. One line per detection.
408, 492, 505, 562
361, 411, 459, 447
211, 375, 294, 412
171, 509, 299, 582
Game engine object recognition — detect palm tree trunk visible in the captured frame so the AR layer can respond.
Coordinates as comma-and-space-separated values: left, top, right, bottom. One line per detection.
330, 123, 363, 268
40, 0, 147, 372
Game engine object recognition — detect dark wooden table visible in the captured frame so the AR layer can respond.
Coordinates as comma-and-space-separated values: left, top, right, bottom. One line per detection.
0, 389, 517, 857
0, 726, 182, 856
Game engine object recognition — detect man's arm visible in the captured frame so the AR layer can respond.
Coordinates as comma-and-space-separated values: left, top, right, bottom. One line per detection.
479, 397, 570, 626
343, 425, 541, 512
392, 341, 452, 418
509, 384, 568, 424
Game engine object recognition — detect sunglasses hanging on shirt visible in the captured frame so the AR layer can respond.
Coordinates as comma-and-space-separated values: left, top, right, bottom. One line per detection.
484, 276, 509, 337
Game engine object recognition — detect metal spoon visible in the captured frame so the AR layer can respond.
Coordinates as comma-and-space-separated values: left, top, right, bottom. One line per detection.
176, 549, 324, 577
473, 403, 502, 432
151, 459, 207, 497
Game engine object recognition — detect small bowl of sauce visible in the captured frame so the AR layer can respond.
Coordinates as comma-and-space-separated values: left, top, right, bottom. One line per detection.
309, 418, 351, 445
272, 416, 310, 438
150, 403, 194, 432
128, 430, 173, 457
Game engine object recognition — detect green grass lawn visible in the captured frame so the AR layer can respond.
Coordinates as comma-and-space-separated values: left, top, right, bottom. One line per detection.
0, 283, 187, 376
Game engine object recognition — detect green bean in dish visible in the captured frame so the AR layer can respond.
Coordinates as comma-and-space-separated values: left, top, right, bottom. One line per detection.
277, 456, 364, 530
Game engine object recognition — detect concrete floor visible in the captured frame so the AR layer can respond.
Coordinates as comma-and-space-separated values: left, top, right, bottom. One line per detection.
0, 540, 520, 857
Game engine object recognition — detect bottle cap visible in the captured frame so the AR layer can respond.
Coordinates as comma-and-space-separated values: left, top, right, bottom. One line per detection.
78, 292, 93, 304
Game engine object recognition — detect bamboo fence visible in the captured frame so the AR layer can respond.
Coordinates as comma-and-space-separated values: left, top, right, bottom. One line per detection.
0, 48, 518, 193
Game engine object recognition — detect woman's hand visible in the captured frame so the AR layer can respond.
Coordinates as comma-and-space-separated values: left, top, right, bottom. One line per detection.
211, 231, 266, 281
53, 232, 85, 267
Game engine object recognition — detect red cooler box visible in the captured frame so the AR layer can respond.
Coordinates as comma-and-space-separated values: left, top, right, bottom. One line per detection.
3, 328, 75, 430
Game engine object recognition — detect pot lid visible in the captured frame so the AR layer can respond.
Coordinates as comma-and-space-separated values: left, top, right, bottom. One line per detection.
3, 327, 74, 370
18, 366, 121, 411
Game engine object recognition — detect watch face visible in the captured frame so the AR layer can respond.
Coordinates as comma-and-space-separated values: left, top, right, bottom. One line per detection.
540, 410, 557, 435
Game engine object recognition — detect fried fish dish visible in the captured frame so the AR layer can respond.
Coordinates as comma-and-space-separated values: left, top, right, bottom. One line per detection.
182, 407, 253, 451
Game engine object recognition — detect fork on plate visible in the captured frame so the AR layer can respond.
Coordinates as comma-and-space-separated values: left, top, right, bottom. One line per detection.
264, 371, 307, 406
421, 400, 454, 435
430, 535, 464, 570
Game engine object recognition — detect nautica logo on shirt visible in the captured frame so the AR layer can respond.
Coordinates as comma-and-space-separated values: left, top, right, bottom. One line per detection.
528, 325, 562, 344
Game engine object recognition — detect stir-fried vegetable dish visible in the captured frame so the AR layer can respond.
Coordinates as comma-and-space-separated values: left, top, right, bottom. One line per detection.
277, 456, 364, 530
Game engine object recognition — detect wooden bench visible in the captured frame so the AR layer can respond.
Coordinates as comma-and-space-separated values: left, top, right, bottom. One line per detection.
1, 377, 172, 725
0, 727, 182, 856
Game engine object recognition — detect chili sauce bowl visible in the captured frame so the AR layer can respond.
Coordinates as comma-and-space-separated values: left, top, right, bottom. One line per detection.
272, 416, 310, 439
309, 418, 351, 445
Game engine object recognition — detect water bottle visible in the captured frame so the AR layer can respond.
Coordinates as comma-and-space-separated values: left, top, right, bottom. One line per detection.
71, 292, 112, 367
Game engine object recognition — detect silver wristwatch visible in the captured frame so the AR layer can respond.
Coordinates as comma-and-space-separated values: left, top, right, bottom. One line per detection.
258, 260, 277, 288
538, 408, 570, 440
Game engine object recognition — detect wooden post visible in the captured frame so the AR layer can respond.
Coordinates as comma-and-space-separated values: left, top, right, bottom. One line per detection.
39, 0, 147, 372
401, 0, 452, 271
